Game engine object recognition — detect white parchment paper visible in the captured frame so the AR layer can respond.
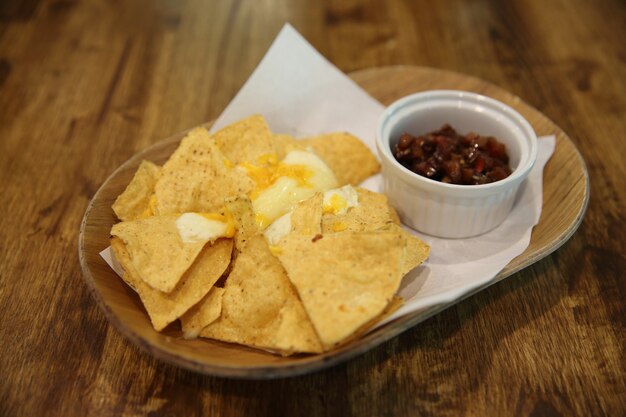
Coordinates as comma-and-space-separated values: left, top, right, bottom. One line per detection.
101, 23, 555, 326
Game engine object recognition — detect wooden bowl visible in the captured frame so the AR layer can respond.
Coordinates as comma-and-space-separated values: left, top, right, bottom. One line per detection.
79, 66, 589, 378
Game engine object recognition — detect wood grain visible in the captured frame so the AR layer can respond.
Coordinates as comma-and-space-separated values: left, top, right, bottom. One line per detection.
1, 0, 624, 416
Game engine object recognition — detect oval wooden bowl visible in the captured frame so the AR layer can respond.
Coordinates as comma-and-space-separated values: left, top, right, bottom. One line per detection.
79, 66, 589, 378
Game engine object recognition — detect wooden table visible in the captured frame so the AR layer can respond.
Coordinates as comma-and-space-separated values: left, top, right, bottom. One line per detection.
1, 0, 624, 415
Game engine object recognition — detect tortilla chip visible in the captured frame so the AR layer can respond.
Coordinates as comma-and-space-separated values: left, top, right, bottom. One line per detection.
212, 115, 276, 165
111, 237, 233, 331
112, 160, 160, 221
402, 234, 430, 275
154, 127, 253, 215
289, 192, 323, 236
271, 133, 304, 160
320, 189, 429, 275
276, 230, 406, 349
338, 296, 405, 347
263, 193, 323, 247
322, 188, 395, 234
201, 235, 323, 354
224, 196, 259, 252
111, 215, 208, 293
180, 287, 225, 339
386, 224, 430, 276
303, 132, 380, 186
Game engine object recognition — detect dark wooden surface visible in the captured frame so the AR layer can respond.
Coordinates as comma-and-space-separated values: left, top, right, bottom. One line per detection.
1, 0, 624, 416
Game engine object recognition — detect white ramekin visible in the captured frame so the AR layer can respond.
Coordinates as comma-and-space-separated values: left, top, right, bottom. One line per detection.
376, 90, 538, 238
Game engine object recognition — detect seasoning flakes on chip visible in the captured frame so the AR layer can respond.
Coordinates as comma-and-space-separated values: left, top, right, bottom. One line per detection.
288, 192, 323, 236
154, 127, 254, 215
111, 237, 232, 331
276, 231, 406, 349
212, 115, 277, 166
322, 188, 394, 234
108, 115, 430, 355
112, 160, 160, 222
111, 215, 209, 293
224, 196, 261, 251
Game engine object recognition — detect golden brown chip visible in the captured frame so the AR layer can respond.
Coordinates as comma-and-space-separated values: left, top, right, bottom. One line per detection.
263, 193, 323, 248
276, 230, 406, 349
224, 196, 259, 251
385, 224, 430, 276
112, 160, 160, 222
180, 287, 225, 339
322, 188, 394, 234
212, 115, 276, 165
201, 235, 323, 354
289, 192, 323, 236
320, 188, 429, 275
111, 215, 208, 293
401, 234, 430, 275
111, 237, 233, 331
271, 133, 304, 160
154, 127, 253, 215
303, 132, 380, 186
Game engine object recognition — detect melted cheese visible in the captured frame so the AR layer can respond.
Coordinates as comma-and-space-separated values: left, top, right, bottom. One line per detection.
176, 212, 235, 244
323, 185, 359, 215
264, 211, 293, 245
241, 150, 338, 229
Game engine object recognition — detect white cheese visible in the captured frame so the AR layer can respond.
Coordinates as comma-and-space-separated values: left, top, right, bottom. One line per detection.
176, 213, 229, 244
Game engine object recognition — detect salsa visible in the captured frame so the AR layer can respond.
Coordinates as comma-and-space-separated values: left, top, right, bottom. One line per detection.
392, 124, 512, 185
